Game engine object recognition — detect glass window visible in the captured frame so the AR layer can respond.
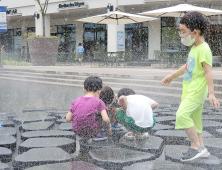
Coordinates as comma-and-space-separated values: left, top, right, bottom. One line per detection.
27, 27, 35, 33
161, 17, 186, 51
57, 25, 63, 33
162, 27, 181, 51
84, 32, 94, 41
84, 23, 94, 29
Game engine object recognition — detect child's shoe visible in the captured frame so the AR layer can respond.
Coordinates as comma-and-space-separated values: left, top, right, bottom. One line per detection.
111, 123, 124, 131
135, 132, 149, 139
92, 134, 108, 141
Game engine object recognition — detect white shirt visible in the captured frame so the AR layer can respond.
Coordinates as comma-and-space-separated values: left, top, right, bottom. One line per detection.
126, 95, 156, 128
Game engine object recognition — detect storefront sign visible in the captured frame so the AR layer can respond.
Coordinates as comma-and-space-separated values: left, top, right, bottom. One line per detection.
0, 6, 7, 32
59, 2, 85, 8
7, 9, 17, 15
117, 31, 124, 49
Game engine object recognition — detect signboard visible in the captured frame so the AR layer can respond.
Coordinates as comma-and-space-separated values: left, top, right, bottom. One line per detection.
0, 6, 7, 32
117, 31, 124, 49
59, 2, 85, 8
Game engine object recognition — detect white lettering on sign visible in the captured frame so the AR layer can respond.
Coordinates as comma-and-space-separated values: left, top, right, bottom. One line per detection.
0, 12, 6, 22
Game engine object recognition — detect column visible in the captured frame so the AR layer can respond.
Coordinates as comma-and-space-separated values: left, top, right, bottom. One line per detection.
21, 20, 28, 60
107, 0, 125, 52
45, 14, 51, 37
75, 21, 84, 52
35, 1, 43, 36
148, 19, 161, 59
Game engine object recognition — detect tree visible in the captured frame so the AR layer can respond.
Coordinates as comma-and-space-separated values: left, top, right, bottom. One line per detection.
35, 0, 49, 37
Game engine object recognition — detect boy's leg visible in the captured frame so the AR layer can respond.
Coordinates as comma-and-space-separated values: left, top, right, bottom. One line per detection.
176, 99, 207, 161
185, 126, 200, 150
197, 133, 204, 147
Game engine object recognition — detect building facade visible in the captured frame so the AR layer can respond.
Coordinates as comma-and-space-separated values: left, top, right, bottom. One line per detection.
1, 0, 222, 61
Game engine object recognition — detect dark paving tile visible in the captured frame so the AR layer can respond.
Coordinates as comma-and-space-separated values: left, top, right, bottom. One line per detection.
165, 145, 221, 170
215, 128, 222, 137
0, 162, 9, 170
155, 116, 176, 125
202, 115, 222, 122
13, 148, 72, 169
89, 148, 155, 170
0, 135, 16, 150
21, 130, 75, 140
155, 112, 176, 117
56, 119, 67, 124
21, 121, 55, 132
111, 125, 128, 143
58, 122, 72, 131
47, 111, 68, 118
80, 138, 115, 152
1, 120, 15, 127
118, 136, 164, 158
0, 127, 16, 136
155, 130, 213, 145
153, 108, 171, 113
0, 147, 12, 163
22, 108, 58, 113
13, 115, 56, 124
0, 112, 15, 121
150, 123, 174, 135
19, 137, 75, 154
25, 161, 105, 170
122, 160, 206, 170
202, 120, 222, 133
202, 109, 213, 115
211, 108, 222, 113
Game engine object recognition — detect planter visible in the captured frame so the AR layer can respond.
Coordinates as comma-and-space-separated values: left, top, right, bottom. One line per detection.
27, 38, 59, 66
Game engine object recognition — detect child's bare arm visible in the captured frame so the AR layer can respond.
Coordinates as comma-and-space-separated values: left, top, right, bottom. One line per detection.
101, 109, 112, 136
203, 62, 220, 109
161, 64, 186, 86
151, 102, 158, 110
66, 111, 73, 122
118, 96, 127, 112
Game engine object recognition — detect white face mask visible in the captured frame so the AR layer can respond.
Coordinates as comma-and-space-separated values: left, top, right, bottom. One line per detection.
181, 34, 196, 46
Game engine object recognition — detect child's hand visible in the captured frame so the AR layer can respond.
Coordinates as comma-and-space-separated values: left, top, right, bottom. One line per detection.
209, 94, 220, 109
161, 75, 173, 86
106, 128, 112, 136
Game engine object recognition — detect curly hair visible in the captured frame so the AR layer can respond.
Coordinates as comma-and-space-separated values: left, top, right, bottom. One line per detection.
180, 11, 210, 35
84, 76, 103, 92
99, 86, 114, 105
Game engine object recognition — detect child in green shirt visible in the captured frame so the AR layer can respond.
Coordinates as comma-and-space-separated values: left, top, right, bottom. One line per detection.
161, 11, 220, 162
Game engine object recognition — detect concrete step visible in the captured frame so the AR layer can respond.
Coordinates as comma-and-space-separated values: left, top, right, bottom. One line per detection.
2, 70, 222, 91
1, 71, 222, 95
0, 70, 184, 87
1, 74, 220, 106
1, 68, 222, 84
0, 73, 183, 95
0, 69, 222, 106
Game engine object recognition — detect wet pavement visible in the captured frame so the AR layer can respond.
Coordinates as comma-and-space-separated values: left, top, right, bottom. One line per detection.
0, 105, 222, 169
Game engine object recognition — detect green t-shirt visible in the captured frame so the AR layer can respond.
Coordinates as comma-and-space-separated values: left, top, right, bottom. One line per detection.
182, 42, 212, 104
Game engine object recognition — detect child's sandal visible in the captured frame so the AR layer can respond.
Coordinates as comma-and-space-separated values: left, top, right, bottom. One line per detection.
136, 132, 149, 139
124, 132, 136, 140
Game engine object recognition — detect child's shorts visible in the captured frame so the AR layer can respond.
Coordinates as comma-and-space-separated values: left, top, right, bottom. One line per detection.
117, 108, 156, 133
175, 98, 203, 133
